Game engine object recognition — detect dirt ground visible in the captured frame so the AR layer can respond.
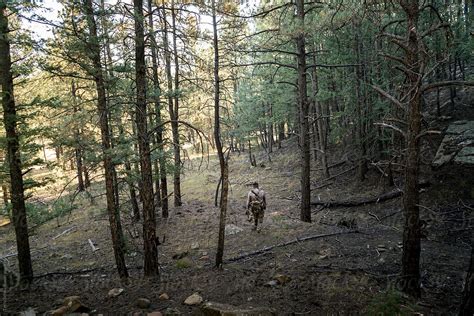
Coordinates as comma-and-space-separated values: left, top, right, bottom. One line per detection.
1, 132, 473, 315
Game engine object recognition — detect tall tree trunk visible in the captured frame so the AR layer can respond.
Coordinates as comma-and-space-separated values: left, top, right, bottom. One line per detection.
134, 0, 159, 276
296, 0, 311, 223
171, 0, 182, 207
148, 0, 168, 217
268, 105, 273, 154
278, 122, 285, 149
2, 184, 9, 207
0, 2, 33, 284
401, 0, 422, 298
100, 0, 120, 211
212, 0, 229, 267
459, 243, 474, 315
162, 4, 181, 207
354, 25, 368, 181
119, 123, 140, 221
310, 47, 329, 177
72, 81, 85, 192
84, 0, 128, 279
84, 165, 91, 188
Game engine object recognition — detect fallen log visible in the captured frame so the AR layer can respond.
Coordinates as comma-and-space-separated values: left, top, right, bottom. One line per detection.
52, 226, 76, 240
224, 230, 359, 263
35, 268, 97, 279
311, 188, 403, 208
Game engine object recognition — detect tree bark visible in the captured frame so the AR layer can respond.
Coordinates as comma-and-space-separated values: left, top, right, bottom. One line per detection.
2, 184, 8, 207
84, 0, 128, 279
162, 3, 181, 207
148, 0, 168, 217
171, 0, 182, 207
119, 123, 140, 221
134, 0, 159, 276
459, 243, 474, 315
400, 0, 422, 298
354, 24, 368, 181
71, 81, 85, 192
296, 0, 311, 223
84, 165, 91, 188
212, 0, 229, 267
0, 3, 33, 284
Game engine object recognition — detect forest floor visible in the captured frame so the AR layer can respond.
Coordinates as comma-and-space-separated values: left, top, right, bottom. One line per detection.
1, 90, 474, 315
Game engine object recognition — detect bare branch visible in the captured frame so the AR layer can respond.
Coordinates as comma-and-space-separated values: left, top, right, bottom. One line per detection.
370, 84, 405, 110
374, 123, 406, 138
422, 81, 474, 92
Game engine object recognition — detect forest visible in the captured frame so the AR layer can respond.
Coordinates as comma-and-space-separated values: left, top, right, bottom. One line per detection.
0, 0, 473, 314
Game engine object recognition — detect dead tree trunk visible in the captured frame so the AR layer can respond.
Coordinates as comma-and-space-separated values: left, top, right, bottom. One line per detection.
134, 0, 159, 276
0, 3, 33, 284
84, 0, 128, 279
400, 0, 422, 298
296, 0, 311, 223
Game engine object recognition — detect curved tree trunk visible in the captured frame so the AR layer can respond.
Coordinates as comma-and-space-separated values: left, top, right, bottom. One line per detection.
212, 0, 229, 267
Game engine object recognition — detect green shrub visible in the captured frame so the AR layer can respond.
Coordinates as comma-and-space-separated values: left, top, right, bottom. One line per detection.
176, 257, 193, 269
364, 290, 417, 316
26, 197, 75, 226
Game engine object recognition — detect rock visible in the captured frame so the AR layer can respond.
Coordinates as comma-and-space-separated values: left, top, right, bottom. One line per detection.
63, 296, 90, 313
191, 242, 200, 250
201, 302, 276, 316
433, 120, 474, 167
49, 306, 69, 316
224, 224, 243, 236
264, 280, 278, 287
183, 293, 203, 306
19, 307, 36, 316
273, 274, 291, 285
136, 298, 151, 309
108, 288, 124, 298
163, 307, 181, 315
48, 303, 90, 316
159, 293, 170, 301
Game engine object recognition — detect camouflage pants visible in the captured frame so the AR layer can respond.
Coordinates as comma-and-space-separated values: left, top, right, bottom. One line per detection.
250, 203, 264, 225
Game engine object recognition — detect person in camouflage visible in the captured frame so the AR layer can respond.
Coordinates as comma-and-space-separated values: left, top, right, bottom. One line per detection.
246, 182, 266, 231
